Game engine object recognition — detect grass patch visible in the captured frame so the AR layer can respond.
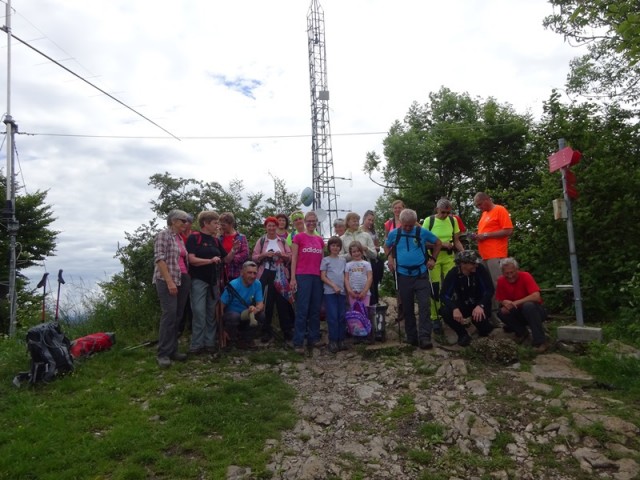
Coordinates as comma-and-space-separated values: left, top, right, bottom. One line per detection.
574, 343, 640, 396
408, 448, 433, 465
411, 357, 438, 376
528, 441, 561, 469
384, 394, 415, 421
573, 421, 613, 444
429, 446, 514, 474
491, 431, 514, 454
360, 344, 407, 359
0, 344, 296, 480
418, 421, 446, 444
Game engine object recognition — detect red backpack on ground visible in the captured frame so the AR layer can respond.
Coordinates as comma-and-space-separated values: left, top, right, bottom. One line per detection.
70, 332, 116, 358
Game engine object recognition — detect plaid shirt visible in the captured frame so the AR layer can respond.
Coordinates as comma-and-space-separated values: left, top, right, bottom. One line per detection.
153, 228, 187, 285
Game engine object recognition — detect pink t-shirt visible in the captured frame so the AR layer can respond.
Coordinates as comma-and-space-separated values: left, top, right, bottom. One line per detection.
293, 232, 324, 276
177, 235, 188, 274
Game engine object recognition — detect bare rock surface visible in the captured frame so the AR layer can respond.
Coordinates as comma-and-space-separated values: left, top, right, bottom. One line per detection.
228, 300, 640, 479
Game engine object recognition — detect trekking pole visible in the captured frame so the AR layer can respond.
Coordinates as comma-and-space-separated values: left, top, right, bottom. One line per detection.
123, 339, 158, 351
392, 268, 403, 341
36, 273, 49, 322
216, 276, 229, 349
55, 270, 65, 322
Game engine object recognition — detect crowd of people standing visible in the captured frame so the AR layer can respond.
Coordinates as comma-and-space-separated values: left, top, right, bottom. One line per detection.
152, 191, 548, 368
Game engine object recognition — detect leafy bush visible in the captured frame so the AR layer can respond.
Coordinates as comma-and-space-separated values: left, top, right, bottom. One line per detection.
607, 262, 640, 346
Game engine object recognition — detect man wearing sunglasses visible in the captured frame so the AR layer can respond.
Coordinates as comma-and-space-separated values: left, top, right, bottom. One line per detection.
422, 198, 465, 334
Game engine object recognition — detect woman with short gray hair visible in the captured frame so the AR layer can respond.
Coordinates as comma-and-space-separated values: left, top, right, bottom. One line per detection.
153, 209, 192, 368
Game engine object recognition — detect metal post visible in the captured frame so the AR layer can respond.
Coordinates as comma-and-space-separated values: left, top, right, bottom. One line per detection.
558, 138, 584, 326
4, 0, 19, 336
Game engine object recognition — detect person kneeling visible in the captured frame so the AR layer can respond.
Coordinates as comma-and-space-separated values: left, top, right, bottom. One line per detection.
495, 257, 548, 353
220, 261, 265, 350
440, 250, 494, 346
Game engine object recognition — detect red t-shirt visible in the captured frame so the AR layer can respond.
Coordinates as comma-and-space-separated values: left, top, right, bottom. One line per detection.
495, 271, 542, 304
454, 215, 466, 233
384, 218, 398, 234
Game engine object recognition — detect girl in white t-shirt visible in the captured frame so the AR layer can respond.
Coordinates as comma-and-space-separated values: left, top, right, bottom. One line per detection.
344, 241, 373, 309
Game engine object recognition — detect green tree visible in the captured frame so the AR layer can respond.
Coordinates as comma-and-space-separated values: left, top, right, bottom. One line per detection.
0, 176, 58, 332
260, 174, 301, 219
544, 0, 640, 105
366, 88, 640, 321
507, 91, 640, 318
364, 87, 534, 222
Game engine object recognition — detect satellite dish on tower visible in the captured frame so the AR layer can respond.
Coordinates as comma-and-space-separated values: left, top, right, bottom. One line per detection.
300, 187, 314, 207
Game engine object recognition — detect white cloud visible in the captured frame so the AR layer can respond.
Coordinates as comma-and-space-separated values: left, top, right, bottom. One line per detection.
1, 0, 585, 305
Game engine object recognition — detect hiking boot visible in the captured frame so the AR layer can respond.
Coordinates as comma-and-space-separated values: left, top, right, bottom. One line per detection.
170, 352, 188, 362
432, 320, 443, 335
188, 347, 205, 355
514, 332, 529, 345
237, 339, 257, 350
405, 338, 419, 347
157, 356, 171, 368
532, 342, 549, 354
338, 341, 349, 351
260, 332, 273, 343
294, 346, 305, 355
419, 338, 433, 350
457, 335, 472, 347
328, 342, 339, 354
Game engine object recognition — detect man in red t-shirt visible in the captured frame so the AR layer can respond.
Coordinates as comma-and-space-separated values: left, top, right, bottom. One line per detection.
495, 258, 548, 352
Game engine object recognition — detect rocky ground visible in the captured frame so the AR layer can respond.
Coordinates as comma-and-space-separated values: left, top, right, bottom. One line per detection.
226, 300, 640, 480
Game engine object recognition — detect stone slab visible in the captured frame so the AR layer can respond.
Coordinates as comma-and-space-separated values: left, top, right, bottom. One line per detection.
557, 325, 603, 343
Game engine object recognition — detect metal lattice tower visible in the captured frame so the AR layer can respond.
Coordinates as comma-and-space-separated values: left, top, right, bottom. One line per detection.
307, 0, 338, 236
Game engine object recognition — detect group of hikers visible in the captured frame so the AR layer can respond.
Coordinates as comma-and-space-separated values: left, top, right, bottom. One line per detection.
152, 193, 548, 368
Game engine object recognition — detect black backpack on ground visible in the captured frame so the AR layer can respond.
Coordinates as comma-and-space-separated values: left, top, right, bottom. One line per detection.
13, 322, 75, 387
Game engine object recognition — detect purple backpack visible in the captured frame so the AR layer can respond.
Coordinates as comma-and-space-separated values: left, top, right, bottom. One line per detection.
346, 300, 372, 337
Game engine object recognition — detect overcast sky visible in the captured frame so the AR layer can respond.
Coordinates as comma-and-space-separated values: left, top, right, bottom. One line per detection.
2, 0, 583, 308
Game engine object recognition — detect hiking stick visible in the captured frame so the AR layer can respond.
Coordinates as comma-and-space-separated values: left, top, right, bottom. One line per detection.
36, 273, 49, 322
216, 282, 229, 348
55, 270, 65, 322
123, 339, 158, 351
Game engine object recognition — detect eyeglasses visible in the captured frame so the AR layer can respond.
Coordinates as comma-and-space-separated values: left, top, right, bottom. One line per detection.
305, 220, 317, 223
178, 218, 189, 223
440, 210, 452, 214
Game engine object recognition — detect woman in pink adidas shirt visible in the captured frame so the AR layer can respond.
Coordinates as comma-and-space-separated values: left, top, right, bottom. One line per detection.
289, 211, 325, 353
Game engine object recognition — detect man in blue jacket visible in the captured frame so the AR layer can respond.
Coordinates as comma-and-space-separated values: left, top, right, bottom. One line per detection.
385, 209, 442, 349
220, 261, 265, 349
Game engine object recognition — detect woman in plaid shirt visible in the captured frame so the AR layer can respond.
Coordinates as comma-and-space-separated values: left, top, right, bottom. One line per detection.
153, 209, 192, 368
